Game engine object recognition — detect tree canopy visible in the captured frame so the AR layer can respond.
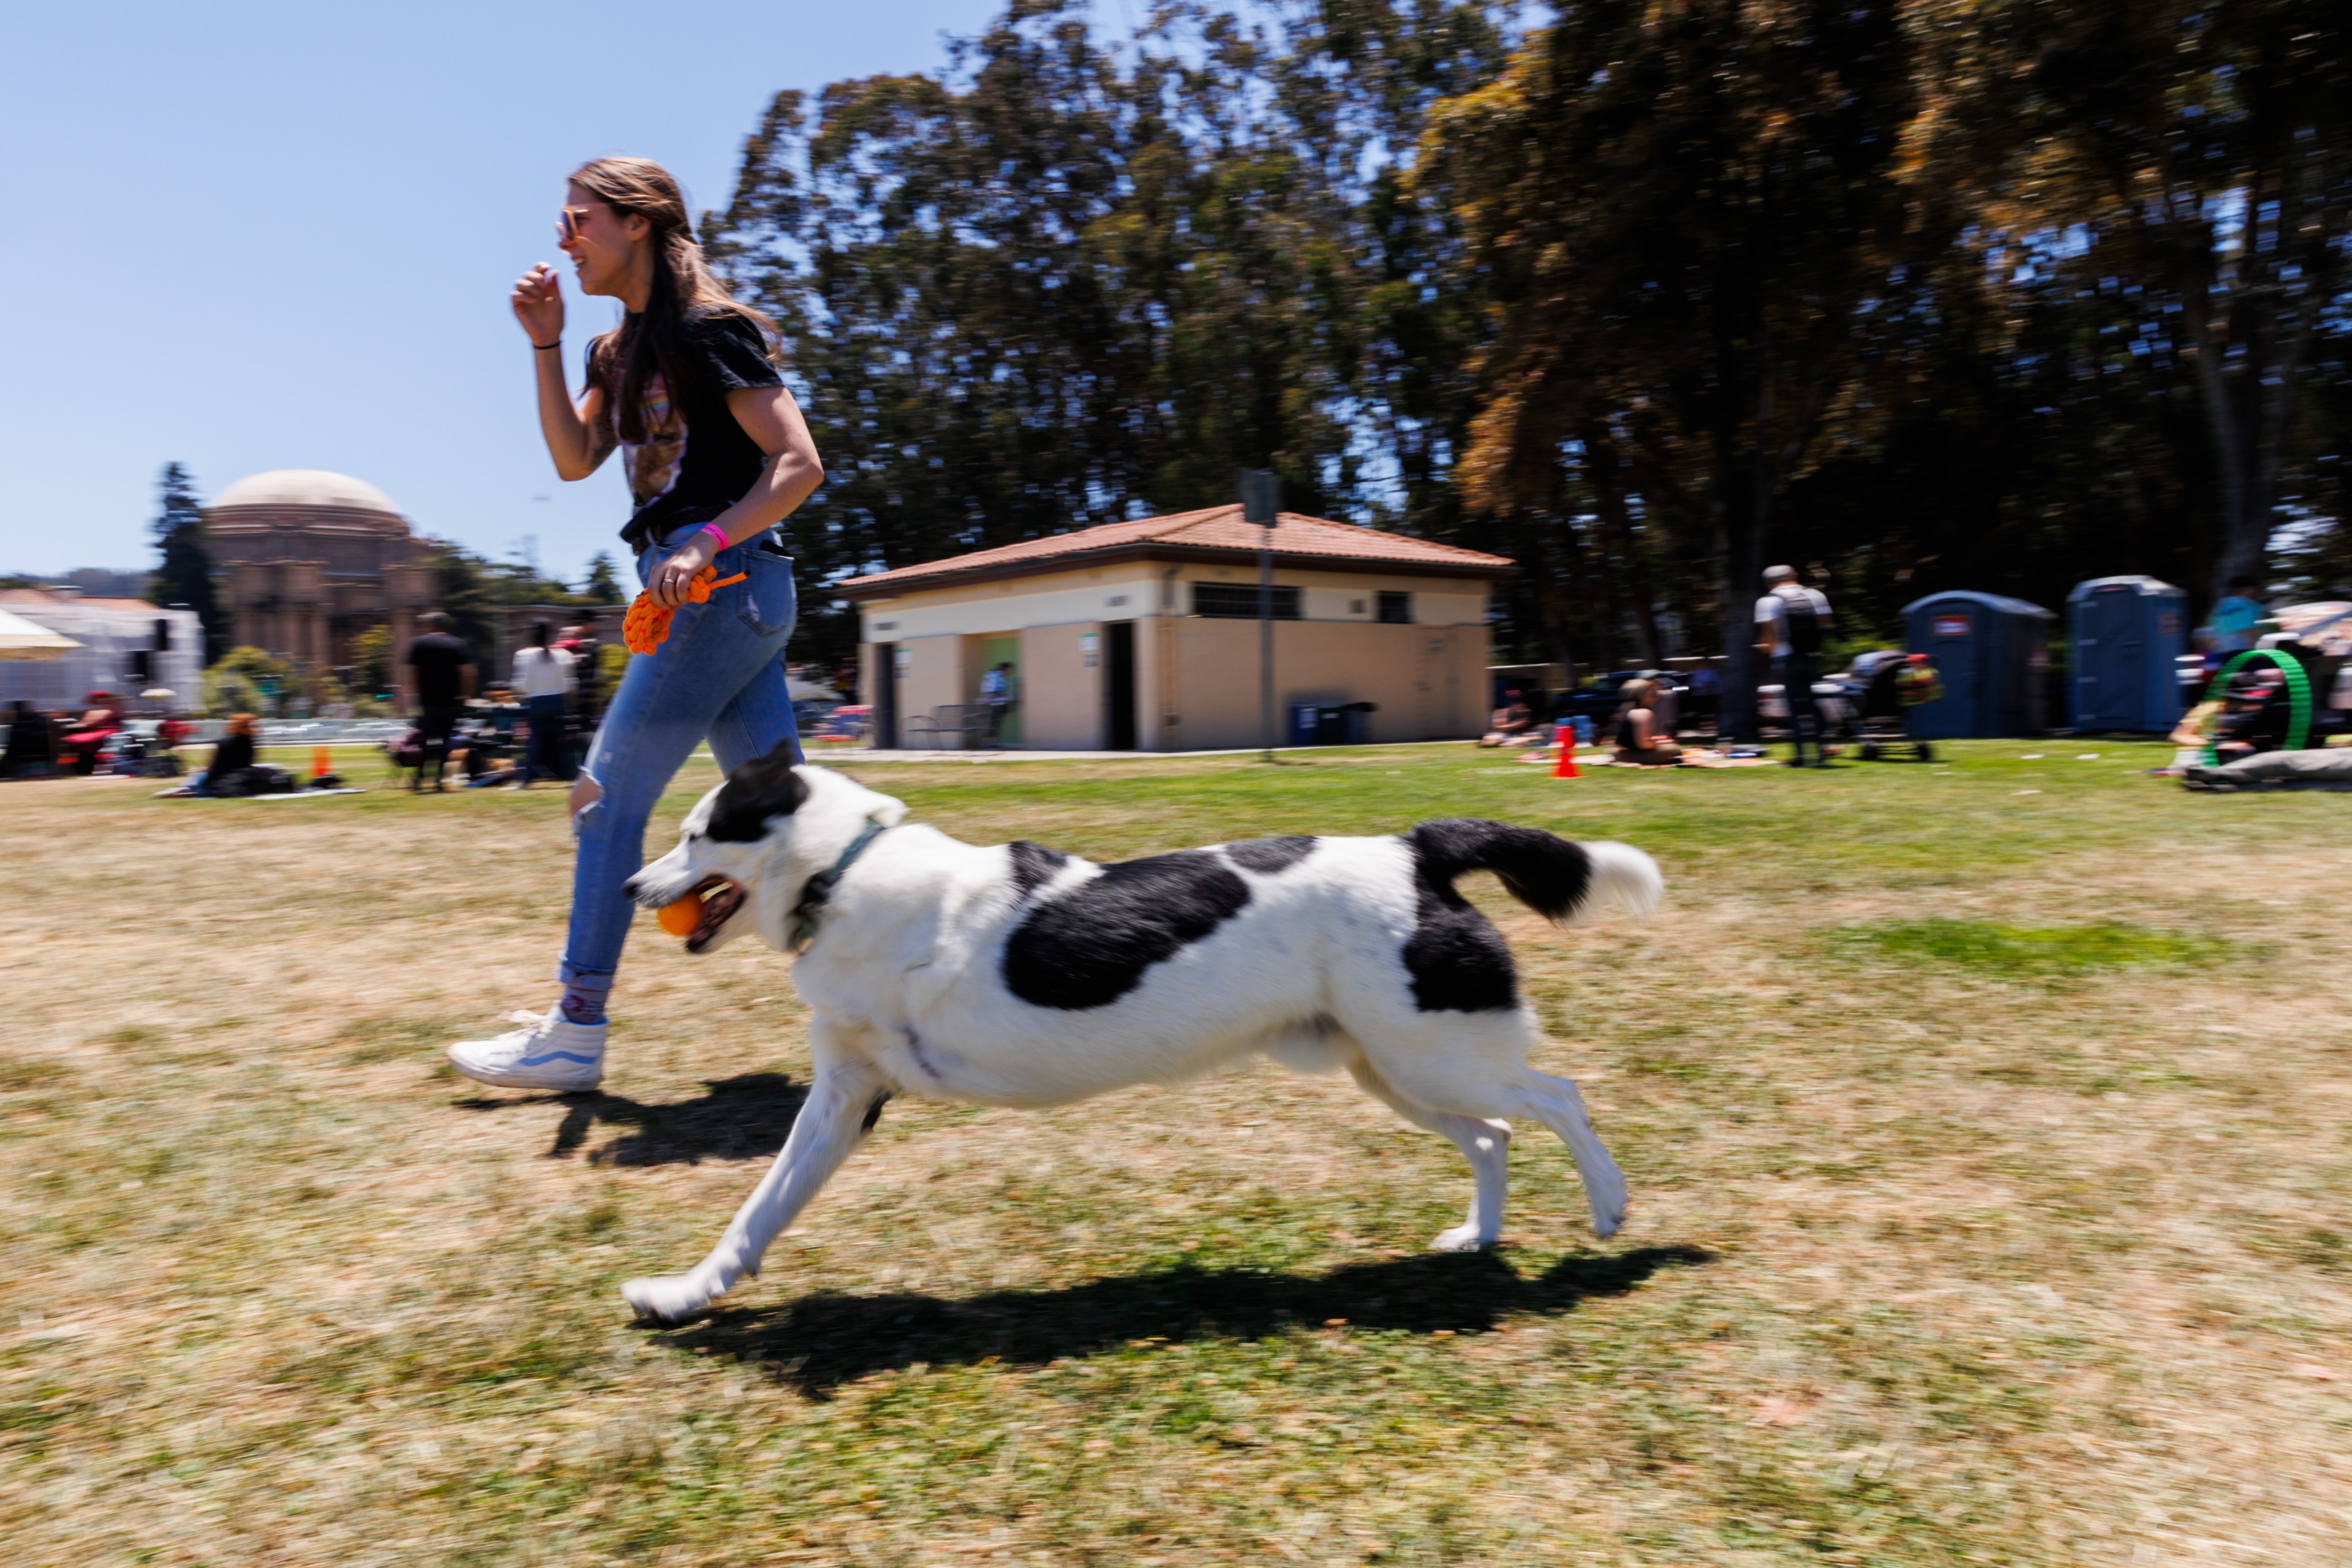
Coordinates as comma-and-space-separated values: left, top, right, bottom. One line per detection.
708, 0, 2352, 683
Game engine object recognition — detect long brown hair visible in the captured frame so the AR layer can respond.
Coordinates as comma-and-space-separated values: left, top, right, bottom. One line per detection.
571, 157, 777, 443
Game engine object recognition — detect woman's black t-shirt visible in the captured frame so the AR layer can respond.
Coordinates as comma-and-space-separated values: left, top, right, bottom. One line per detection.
210, 730, 256, 778
600, 308, 783, 550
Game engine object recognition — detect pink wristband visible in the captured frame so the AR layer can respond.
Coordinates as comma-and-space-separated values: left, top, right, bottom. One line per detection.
699, 521, 730, 550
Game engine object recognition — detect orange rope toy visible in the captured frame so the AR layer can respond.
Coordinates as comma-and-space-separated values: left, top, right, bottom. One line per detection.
622, 567, 747, 655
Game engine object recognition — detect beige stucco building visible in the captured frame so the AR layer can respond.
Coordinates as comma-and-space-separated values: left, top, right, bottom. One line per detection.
209, 469, 435, 703
841, 507, 1512, 751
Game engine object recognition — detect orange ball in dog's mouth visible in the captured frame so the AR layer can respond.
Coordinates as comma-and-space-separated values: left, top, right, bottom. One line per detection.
655, 877, 745, 950
657, 895, 703, 938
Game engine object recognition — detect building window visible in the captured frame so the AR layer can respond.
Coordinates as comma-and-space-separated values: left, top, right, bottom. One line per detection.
1376, 590, 1413, 624
1193, 582, 1300, 619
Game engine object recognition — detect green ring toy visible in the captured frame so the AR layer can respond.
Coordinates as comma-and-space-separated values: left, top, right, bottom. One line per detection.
2199, 647, 2311, 764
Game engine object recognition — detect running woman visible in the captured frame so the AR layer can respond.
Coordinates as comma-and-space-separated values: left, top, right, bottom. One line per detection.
447, 157, 824, 1090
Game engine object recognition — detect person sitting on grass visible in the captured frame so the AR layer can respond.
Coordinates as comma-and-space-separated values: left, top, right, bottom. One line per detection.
462, 747, 525, 788
1480, 693, 1538, 747
2209, 669, 2293, 762
60, 692, 124, 775
189, 714, 260, 797
1611, 678, 1683, 767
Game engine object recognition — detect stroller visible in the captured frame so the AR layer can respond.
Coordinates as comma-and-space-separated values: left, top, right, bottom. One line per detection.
1855, 652, 1940, 762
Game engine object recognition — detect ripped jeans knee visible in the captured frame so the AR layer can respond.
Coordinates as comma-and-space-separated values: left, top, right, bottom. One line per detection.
569, 769, 604, 831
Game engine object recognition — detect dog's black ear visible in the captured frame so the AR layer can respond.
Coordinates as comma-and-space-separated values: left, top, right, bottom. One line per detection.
706, 751, 809, 842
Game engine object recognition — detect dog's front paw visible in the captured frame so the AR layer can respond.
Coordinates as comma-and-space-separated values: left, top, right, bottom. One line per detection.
622, 1273, 719, 1324
1586, 1186, 1629, 1240
1427, 1224, 1494, 1253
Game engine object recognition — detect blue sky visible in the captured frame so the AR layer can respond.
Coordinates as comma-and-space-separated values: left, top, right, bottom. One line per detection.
0, 0, 1004, 585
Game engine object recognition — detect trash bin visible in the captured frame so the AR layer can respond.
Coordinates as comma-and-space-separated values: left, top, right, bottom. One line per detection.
1287, 701, 1377, 746
2067, 576, 2189, 732
1902, 591, 2056, 737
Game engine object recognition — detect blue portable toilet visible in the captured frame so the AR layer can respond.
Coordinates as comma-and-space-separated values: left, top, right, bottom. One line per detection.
2067, 576, 2189, 731
1902, 591, 2056, 737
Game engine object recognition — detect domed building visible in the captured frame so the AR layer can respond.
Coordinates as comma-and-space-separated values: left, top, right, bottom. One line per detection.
209, 469, 434, 699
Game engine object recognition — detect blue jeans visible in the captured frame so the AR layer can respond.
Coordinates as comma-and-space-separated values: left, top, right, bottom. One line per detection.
557, 525, 803, 1022
523, 693, 571, 783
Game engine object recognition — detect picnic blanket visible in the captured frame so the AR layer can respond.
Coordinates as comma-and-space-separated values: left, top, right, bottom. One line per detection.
154, 786, 369, 800
2180, 749, 2352, 792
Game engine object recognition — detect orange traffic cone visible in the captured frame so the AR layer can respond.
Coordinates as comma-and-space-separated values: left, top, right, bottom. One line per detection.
311, 744, 332, 780
1553, 731, 1579, 778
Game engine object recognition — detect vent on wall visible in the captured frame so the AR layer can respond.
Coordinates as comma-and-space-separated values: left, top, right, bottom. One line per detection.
872, 621, 897, 631
1193, 583, 1300, 619
1107, 595, 1128, 607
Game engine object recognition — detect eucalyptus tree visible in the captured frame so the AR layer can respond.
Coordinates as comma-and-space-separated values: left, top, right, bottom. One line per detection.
1422, 0, 1931, 733
1991, 0, 2351, 598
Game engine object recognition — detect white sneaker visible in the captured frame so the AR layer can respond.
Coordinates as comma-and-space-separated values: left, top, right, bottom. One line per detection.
446, 1010, 606, 1091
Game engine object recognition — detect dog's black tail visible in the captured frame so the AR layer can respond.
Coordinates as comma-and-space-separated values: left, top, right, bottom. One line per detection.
1406, 819, 1662, 924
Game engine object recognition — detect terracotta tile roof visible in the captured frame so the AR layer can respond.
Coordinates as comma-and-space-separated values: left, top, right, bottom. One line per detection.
838, 506, 1512, 596
0, 589, 159, 612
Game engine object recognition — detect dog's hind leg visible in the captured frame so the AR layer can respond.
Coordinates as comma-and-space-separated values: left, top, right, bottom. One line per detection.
621, 1044, 888, 1324
1347, 1061, 1513, 1253
1497, 1069, 1627, 1239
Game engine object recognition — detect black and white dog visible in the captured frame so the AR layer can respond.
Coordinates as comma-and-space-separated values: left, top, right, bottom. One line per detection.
617, 750, 1662, 1324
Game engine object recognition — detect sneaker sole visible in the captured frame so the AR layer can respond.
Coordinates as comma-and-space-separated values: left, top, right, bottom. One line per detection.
446, 1055, 603, 1093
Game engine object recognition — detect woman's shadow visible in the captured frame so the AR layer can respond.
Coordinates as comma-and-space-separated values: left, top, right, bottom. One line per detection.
660, 1245, 1713, 1399
454, 1071, 809, 1166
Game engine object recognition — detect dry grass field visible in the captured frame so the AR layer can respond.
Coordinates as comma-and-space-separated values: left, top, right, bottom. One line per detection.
3, 741, 2349, 1566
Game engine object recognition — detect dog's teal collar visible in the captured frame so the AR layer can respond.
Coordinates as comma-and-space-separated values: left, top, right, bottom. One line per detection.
787, 818, 890, 954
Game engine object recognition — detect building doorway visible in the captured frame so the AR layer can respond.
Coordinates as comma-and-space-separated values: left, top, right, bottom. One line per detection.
979, 635, 1021, 747
872, 642, 897, 748
1104, 620, 1137, 750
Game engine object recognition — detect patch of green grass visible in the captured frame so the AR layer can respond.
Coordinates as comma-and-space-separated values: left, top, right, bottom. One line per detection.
0, 1058, 72, 1091
331, 1012, 473, 1065
1833, 916, 2226, 979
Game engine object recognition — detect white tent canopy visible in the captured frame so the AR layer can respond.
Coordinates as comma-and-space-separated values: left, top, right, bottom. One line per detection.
0, 608, 82, 659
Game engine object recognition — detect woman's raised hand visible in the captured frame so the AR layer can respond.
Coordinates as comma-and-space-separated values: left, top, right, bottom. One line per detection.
511, 263, 565, 345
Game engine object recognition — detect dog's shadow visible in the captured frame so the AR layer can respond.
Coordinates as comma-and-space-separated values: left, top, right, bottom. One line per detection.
454, 1071, 809, 1166
661, 1245, 1714, 1398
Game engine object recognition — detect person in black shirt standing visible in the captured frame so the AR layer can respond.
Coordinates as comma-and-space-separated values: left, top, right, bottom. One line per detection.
403, 611, 477, 792
445, 156, 826, 1094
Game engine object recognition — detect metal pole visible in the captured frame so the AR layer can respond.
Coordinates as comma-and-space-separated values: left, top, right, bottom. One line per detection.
1242, 470, 1279, 761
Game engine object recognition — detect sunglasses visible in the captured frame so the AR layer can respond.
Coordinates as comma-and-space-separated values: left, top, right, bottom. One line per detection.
556, 205, 598, 244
